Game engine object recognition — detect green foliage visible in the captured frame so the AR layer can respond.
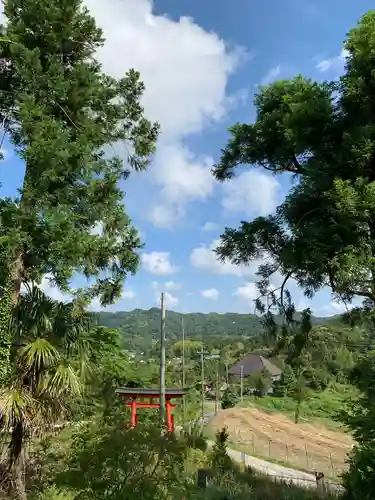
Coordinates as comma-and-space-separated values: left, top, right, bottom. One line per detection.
35, 486, 75, 500
212, 9, 375, 365
0, 0, 159, 368
0, 287, 92, 498
0, 269, 14, 384
54, 418, 186, 500
221, 387, 239, 409
183, 425, 208, 452
96, 308, 334, 355
342, 442, 375, 500
68, 327, 133, 419
340, 349, 375, 498
242, 383, 356, 428
248, 368, 272, 397
273, 365, 296, 397
289, 375, 311, 424
96, 308, 265, 346
210, 427, 235, 475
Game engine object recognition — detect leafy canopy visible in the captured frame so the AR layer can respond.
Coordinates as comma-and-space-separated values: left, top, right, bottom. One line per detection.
0, 0, 159, 308
213, 10, 375, 312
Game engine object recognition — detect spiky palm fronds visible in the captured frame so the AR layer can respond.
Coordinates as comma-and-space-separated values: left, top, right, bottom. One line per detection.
0, 285, 92, 467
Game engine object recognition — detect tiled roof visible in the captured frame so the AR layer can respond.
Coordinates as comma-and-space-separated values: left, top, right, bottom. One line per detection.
229, 354, 282, 377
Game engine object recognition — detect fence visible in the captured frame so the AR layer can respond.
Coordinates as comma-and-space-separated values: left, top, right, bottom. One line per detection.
196, 467, 343, 497
229, 427, 348, 481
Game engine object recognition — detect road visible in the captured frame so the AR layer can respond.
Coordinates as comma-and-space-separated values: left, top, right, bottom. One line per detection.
206, 440, 343, 493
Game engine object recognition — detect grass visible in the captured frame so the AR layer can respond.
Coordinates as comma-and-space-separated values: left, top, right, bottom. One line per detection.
186, 471, 341, 500
239, 383, 357, 430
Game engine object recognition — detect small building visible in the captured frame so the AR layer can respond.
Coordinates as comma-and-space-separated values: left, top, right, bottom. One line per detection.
229, 354, 282, 382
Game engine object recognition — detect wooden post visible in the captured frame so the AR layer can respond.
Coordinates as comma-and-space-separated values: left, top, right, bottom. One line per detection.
315, 472, 326, 498
305, 444, 309, 468
160, 293, 166, 426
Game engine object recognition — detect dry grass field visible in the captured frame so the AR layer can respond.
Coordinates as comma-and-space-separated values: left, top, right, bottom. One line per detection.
207, 407, 354, 479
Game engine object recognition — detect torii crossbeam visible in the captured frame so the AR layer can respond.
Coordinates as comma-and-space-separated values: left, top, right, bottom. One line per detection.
115, 387, 187, 432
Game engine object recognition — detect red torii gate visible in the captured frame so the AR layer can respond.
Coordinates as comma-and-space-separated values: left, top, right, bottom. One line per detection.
115, 388, 187, 432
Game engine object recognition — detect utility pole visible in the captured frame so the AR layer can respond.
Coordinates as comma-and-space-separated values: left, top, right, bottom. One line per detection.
159, 292, 166, 426
215, 358, 219, 414
181, 317, 186, 420
240, 364, 244, 403
200, 343, 205, 430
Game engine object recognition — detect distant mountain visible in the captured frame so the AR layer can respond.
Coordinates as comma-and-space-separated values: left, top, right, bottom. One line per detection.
95, 308, 336, 349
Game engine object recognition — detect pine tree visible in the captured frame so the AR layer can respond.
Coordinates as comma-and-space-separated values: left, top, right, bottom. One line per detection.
273, 364, 296, 397
0, 0, 159, 383
211, 427, 233, 473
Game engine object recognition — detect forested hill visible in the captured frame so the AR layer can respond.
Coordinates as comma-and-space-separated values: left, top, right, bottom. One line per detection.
95, 308, 337, 345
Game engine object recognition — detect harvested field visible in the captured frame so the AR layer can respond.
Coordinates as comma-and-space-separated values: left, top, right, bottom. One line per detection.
207, 407, 354, 479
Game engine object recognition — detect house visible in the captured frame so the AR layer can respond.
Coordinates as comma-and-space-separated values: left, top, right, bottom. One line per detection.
229, 354, 282, 382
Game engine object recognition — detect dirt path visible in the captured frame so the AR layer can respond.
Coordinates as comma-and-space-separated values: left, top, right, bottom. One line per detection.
207, 407, 354, 479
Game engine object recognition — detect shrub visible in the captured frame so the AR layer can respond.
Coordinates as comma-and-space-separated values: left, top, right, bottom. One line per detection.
54, 417, 187, 500
221, 388, 239, 409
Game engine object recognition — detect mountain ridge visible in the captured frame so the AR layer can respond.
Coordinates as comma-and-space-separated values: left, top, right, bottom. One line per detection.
95, 308, 339, 350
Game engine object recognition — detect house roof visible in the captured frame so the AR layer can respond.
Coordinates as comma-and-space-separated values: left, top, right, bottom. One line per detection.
229, 354, 282, 377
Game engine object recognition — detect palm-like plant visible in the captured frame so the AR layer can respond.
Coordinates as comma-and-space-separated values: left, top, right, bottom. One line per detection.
0, 286, 91, 500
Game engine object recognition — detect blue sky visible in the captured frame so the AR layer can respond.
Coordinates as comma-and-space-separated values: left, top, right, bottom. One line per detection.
0, 0, 373, 315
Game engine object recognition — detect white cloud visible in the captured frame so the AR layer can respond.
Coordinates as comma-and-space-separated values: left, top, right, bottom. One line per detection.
315, 48, 349, 73
319, 299, 353, 317
151, 281, 179, 308
164, 291, 179, 308
151, 280, 181, 291
202, 221, 220, 232
122, 289, 136, 299
190, 239, 248, 277
201, 288, 219, 300
82, 0, 244, 226
39, 275, 71, 303
148, 145, 216, 227
148, 203, 183, 229
190, 238, 272, 278
261, 65, 281, 85
221, 170, 280, 217
141, 251, 178, 275
165, 281, 182, 291
190, 238, 286, 295
234, 282, 258, 303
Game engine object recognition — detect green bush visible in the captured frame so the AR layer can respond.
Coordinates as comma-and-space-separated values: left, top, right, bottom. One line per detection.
221, 388, 239, 409
343, 443, 375, 500
54, 417, 187, 500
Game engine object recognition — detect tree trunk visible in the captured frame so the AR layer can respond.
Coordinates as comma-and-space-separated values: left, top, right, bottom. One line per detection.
294, 401, 300, 424
9, 423, 27, 500
11, 252, 24, 306
10, 459, 27, 500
